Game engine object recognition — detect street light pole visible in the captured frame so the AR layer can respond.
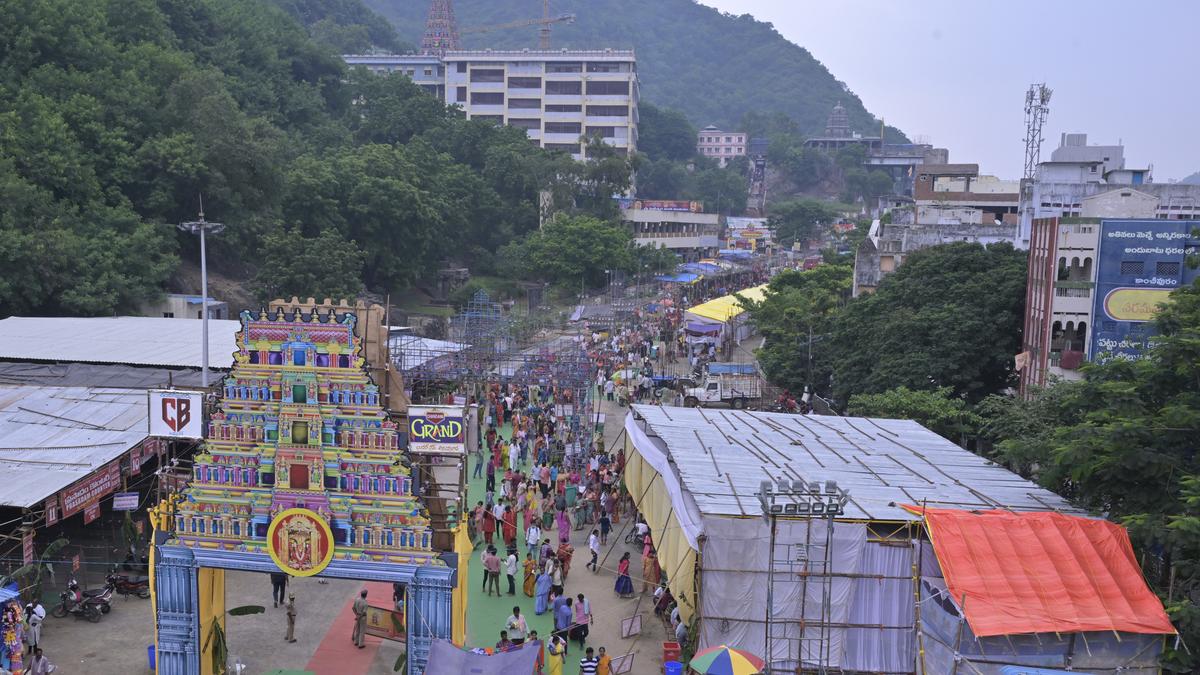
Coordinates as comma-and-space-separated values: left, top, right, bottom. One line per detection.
178, 202, 226, 388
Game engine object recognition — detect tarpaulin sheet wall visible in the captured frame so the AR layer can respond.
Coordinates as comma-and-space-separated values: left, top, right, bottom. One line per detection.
625, 414, 917, 671
914, 507, 1175, 637
623, 415, 702, 622
423, 639, 539, 674
918, 542, 1164, 675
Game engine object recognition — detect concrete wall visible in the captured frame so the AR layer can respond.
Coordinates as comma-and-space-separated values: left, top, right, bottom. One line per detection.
1081, 189, 1159, 218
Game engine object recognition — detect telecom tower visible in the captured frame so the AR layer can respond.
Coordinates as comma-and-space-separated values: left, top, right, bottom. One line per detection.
421, 0, 461, 55
1020, 85, 1052, 200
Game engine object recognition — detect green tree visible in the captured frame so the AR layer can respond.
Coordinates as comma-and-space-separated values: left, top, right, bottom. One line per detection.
253, 227, 365, 301
848, 386, 981, 444
768, 198, 837, 247
744, 264, 852, 396
835, 144, 867, 172
636, 158, 690, 199
499, 214, 634, 288
827, 242, 1027, 405
637, 103, 696, 161
984, 280, 1200, 670
687, 165, 747, 215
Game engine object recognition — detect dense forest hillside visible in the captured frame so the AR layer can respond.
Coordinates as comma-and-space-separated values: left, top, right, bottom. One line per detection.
0, 0, 630, 317
364, 0, 907, 141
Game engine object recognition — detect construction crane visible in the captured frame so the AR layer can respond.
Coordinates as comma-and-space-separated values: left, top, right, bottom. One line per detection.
460, 1, 575, 49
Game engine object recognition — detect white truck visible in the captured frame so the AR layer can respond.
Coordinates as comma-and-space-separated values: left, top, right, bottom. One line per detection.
682, 363, 763, 409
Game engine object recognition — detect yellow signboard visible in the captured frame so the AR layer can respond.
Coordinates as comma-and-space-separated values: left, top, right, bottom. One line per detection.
266, 508, 335, 577
1103, 288, 1172, 322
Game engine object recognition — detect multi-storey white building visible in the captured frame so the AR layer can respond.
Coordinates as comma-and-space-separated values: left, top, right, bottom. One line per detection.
344, 50, 639, 161
696, 126, 746, 167
443, 49, 638, 160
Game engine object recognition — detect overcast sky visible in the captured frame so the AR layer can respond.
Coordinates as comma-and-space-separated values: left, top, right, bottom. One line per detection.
700, 0, 1199, 181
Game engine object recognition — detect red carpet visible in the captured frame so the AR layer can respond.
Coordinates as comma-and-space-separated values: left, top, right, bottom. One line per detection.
305, 581, 396, 674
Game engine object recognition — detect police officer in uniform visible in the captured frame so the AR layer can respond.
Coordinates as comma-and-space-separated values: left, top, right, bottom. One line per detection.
285, 592, 297, 643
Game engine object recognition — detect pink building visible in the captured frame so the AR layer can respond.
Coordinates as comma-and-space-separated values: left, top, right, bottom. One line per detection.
697, 125, 746, 167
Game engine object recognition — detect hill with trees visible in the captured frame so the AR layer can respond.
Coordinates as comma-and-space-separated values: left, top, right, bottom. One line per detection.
363, 0, 907, 141
0, 0, 635, 318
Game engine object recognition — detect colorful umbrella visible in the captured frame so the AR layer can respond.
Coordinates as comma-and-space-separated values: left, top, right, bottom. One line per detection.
687, 645, 765, 675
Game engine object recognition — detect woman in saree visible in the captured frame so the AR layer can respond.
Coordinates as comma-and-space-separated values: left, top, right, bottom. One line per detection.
523, 553, 538, 597
534, 571, 552, 614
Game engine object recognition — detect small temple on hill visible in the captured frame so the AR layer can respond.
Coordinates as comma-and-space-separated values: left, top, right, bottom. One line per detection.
173, 307, 439, 566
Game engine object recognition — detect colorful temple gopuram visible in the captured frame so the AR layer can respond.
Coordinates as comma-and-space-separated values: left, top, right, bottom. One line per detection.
173, 307, 439, 566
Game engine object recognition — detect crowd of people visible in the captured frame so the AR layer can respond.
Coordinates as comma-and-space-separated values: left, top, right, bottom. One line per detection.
463, 364, 701, 674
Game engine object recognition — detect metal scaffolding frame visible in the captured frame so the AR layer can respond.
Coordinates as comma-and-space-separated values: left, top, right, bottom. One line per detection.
393, 291, 596, 463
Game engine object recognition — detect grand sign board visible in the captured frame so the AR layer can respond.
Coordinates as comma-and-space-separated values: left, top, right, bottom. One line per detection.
148, 390, 205, 438
1090, 220, 1200, 363
407, 405, 466, 455
60, 461, 122, 519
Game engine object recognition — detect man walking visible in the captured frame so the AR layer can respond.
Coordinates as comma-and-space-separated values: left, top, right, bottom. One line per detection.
351, 589, 368, 648
579, 647, 600, 675
26, 647, 53, 675
553, 595, 573, 656
25, 600, 45, 653
526, 522, 542, 558
284, 592, 297, 643
270, 571, 288, 608
587, 529, 600, 573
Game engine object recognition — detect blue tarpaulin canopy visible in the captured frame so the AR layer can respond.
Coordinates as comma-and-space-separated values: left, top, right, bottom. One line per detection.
654, 272, 701, 283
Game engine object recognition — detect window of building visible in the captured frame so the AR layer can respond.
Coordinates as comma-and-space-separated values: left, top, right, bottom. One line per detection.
546, 62, 582, 73
545, 104, 582, 112
508, 97, 541, 109
1157, 261, 1181, 276
508, 118, 541, 130
163, 312, 174, 318
586, 126, 616, 138
472, 115, 503, 124
544, 142, 581, 154
545, 80, 582, 95
586, 105, 628, 117
586, 80, 629, 95
508, 76, 542, 89
1090, 165, 1097, 173
586, 62, 622, 72
470, 68, 504, 83
456, 62, 466, 73
455, 86, 466, 101
1119, 260, 1144, 275
544, 122, 582, 134
725, 136, 731, 142
470, 92, 504, 105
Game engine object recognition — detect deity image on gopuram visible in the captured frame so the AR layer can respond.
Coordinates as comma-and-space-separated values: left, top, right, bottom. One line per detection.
171, 307, 440, 569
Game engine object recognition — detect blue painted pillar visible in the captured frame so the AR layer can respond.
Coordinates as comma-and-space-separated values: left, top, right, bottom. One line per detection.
407, 567, 455, 675
155, 544, 201, 675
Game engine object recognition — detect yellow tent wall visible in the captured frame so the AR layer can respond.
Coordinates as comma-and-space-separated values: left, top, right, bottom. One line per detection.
623, 433, 699, 624
451, 522, 470, 645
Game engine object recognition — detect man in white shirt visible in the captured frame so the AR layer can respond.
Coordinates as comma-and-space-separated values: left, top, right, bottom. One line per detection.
505, 550, 518, 596
25, 600, 45, 651
586, 529, 600, 573
506, 606, 528, 645
526, 523, 542, 557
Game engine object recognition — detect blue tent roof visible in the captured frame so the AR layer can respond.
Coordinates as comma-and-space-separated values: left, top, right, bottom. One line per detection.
654, 273, 700, 283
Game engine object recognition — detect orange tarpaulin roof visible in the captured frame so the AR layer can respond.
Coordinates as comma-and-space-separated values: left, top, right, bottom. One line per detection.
907, 506, 1175, 637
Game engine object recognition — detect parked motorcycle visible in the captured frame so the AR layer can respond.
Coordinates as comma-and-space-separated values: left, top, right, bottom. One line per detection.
51, 580, 103, 622
108, 570, 152, 599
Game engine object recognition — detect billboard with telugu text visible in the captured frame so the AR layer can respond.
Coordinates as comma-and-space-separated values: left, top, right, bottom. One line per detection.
1090, 219, 1200, 363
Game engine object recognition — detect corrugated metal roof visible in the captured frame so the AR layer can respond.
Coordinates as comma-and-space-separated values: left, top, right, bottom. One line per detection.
630, 405, 1078, 522
0, 316, 241, 368
0, 385, 149, 508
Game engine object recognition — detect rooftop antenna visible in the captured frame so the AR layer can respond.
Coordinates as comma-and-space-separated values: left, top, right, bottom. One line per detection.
1020, 83, 1052, 234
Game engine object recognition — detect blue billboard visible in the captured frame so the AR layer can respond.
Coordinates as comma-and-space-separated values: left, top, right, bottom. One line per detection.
1090, 219, 1200, 363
